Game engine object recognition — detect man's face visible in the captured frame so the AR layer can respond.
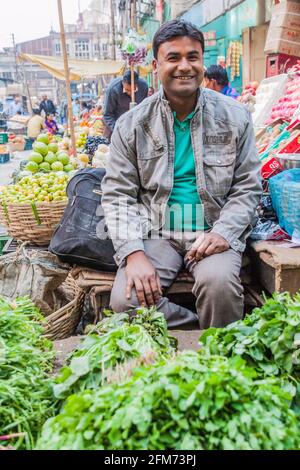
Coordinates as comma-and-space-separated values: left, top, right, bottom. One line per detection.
152, 36, 204, 100
122, 81, 138, 97
43, 95, 47, 101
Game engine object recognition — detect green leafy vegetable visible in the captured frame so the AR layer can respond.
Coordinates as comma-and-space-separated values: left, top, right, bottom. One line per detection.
53, 308, 176, 401
0, 297, 55, 449
37, 351, 300, 450
201, 292, 300, 380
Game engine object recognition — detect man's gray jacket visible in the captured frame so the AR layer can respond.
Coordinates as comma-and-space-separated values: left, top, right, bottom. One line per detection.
102, 87, 262, 265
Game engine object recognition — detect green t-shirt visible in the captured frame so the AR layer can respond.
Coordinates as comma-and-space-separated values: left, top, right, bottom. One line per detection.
166, 111, 208, 232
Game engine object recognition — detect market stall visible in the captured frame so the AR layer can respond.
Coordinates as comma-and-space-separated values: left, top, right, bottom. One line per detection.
239, 62, 300, 296
0, 1, 300, 449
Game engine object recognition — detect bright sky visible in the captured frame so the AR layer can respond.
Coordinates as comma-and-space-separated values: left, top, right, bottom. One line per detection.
0, 0, 92, 48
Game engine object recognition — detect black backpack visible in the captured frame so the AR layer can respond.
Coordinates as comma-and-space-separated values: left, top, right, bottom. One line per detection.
49, 167, 117, 272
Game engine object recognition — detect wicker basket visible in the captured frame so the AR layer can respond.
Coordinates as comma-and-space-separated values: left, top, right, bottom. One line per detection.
43, 274, 85, 341
0, 200, 67, 246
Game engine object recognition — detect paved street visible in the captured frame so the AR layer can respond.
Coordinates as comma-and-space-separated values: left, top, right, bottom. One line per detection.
0, 150, 31, 235
0, 150, 31, 186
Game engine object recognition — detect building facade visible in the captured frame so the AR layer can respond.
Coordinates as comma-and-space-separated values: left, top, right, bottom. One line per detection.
10, 0, 112, 102
181, 0, 276, 91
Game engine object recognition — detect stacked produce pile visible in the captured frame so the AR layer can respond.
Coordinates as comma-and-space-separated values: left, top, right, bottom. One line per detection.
8, 134, 25, 152
237, 81, 259, 112
0, 297, 55, 450
0, 173, 68, 204
267, 71, 300, 123
84, 136, 109, 157
25, 134, 76, 175
36, 295, 300, 450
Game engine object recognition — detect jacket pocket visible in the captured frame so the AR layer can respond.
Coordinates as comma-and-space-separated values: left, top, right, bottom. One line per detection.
203, 153, 235, 197
138, 146, 166, 189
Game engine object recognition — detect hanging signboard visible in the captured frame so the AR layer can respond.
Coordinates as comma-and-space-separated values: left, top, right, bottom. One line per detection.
203, 31, 217, 47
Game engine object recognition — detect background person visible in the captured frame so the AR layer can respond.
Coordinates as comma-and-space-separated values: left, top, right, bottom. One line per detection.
6, 96, 23, 118
72, 98, 80, 119
79, 101, 90, 119
39, 95, 56, 117
27, 109, 45, 141
203, 65, 240, 99
44, 113, 59, 135
103, 70, 148, 140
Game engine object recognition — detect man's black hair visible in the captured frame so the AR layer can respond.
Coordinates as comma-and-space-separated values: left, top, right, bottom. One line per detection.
152, 19, 205, 59
123, 70, 139, 84
204, 65, 229, 86
33, 108, 40, 115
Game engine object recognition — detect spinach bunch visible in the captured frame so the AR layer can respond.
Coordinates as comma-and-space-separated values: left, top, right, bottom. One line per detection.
53, 308, 176, 400
90, 306, 178, 353
201, 292, 300, 380
37, 351, 300, 450
0, 297, 55, 449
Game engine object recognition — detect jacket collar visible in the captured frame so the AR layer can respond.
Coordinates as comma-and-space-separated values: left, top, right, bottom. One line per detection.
158, 86, 206, 115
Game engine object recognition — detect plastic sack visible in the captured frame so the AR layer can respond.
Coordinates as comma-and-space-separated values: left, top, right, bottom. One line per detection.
269, 168, 300, 237
0, 243, 70, 316
250, 218, 290, 241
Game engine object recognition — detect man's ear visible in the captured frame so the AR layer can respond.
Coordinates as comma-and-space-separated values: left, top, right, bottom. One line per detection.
152, 58, 158, 75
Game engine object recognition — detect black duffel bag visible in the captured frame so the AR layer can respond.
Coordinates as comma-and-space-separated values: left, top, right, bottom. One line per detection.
49, 167, 117, 272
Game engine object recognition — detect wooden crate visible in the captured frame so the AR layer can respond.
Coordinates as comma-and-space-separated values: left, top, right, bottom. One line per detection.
249, 241, 300, 295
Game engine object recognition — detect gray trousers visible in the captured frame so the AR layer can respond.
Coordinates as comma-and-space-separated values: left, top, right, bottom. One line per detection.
110, 237, 244, 330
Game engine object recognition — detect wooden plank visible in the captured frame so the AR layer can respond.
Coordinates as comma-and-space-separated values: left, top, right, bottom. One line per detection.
249, 245, 300, 294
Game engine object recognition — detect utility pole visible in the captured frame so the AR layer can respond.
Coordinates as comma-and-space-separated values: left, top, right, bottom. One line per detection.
57, 0, 77, 157
13, 34, 33, 113
130, 0, 136, 106
110, 0, 116, 60
11, 34, 20, 82
130, 0, 136, 30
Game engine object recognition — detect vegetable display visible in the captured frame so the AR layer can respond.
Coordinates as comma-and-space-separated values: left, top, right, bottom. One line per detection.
53, 308, 176, 401
0, 297, 55, 449
25, 134, 76, 174
37, 351, 300, 450
200, 292, 300, 381
0, 173, 69, 204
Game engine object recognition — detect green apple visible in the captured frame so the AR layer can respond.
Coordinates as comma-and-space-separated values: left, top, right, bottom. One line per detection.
44, 152, 57, 165
48, 142, 59, 154
25, 161, 39, 173
63, 163, 74, 172
28, 152, 43, 164
33, 141, 48, 156
57, 153, 70, 166
36, 133, 49, 145
51, 161, 64, 172
39, 162, 51, 172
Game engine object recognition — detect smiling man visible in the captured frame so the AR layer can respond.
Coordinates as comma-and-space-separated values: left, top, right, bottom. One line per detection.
102, 20, 262, 330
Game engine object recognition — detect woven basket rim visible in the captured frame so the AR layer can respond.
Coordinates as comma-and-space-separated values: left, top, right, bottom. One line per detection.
42, 275, 85, 340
